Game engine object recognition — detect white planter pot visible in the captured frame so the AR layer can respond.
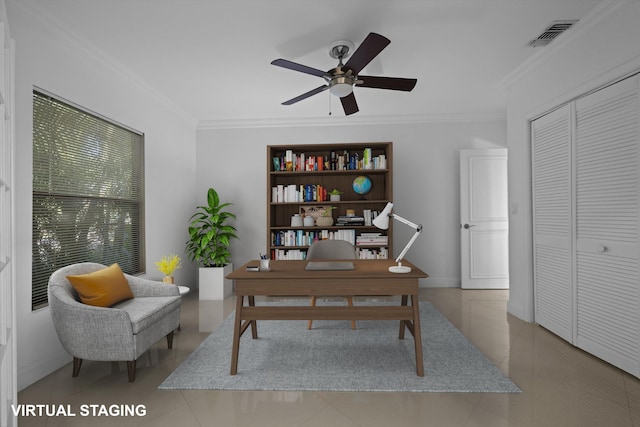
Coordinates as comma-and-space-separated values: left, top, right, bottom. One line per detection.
198, 264, 233, 300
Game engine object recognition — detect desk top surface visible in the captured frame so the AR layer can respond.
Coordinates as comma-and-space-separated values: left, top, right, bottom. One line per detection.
227, 259, 428, 280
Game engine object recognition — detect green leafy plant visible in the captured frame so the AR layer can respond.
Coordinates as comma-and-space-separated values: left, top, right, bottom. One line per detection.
186, 188, 238, 267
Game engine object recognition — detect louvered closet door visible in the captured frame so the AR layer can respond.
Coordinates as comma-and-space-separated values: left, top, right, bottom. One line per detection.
532, 104, 574, 342
575, 76, 640, 376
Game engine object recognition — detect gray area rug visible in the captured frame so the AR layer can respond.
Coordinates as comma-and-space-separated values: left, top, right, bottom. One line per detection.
159, 301, 520, 393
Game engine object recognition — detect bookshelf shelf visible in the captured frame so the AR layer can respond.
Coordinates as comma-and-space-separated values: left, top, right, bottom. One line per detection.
267, 142, 393, 260
270, 169, 389, 176
270, 199, 389, 206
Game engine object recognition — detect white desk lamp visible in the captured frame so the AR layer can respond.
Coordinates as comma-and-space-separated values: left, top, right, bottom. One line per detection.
373, 202, 423, 273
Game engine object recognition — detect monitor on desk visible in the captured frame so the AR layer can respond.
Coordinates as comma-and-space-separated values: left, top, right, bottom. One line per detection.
305, 261, 355, 271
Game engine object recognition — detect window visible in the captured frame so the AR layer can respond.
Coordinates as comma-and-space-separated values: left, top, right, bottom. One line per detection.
32, 90, 144, 309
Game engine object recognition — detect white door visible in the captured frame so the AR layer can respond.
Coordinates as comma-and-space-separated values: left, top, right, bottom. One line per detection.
460, 149, 509, 289
531, 104, 574, 342
573, 76, 640, 375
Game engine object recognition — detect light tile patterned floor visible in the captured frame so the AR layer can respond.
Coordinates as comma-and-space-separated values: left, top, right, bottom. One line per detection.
18, 288, 640, 427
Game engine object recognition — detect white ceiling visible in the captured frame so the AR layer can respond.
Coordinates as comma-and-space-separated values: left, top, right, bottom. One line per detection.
13, 0, 603, 125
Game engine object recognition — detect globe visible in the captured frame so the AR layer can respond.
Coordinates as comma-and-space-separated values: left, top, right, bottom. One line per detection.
352, 175, 372, 196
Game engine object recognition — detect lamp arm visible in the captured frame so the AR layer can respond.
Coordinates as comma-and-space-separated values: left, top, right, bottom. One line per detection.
395, 226, 422, 264
390, 213, 421, 231
390, 213, 423, 264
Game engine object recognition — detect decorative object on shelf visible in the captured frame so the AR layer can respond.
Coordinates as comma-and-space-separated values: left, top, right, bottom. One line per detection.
291, 214, 303, 227
317, 206, 336, 226
329, 189, 343, 201
186, 187, 238, 300
299, 205, 333, 220
155, 254, 181, 284
373, 202, 422, 273
316, 216, 333, 227
303, 216, 315, 227
352, 175, 372, 197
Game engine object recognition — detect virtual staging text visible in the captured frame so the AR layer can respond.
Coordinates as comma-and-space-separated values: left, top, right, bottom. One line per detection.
12, 404, 147, 417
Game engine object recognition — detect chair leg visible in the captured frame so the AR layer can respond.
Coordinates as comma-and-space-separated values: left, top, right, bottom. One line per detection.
347, 296, 356, 329
308, 296, 316, 329
166, 331, 174, 349
72, 357, 82, 377
127, 360, 136, 382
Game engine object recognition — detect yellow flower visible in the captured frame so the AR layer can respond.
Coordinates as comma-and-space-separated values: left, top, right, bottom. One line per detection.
155, 254, 182, 276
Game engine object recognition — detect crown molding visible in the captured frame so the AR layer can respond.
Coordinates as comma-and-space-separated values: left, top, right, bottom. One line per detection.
197, 111, 506, 130
496, 0, 628, 90
12, 0, 198, 128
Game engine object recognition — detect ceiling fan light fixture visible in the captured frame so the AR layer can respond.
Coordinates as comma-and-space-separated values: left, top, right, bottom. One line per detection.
329, 75, 354, 97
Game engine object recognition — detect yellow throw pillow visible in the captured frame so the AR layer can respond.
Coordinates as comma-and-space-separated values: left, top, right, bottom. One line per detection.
67, 263, 134, 307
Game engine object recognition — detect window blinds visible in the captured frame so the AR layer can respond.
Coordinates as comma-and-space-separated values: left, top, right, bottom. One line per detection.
32, 91, 144, 309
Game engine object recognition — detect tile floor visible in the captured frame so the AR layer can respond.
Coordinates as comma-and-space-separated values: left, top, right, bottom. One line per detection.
17, 288, 640, 427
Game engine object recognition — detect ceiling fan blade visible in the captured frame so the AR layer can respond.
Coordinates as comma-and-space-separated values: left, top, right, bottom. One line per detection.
344, 33, 390, 75
282, 85, 329, 105
340, 92, 359, 116
271, 59, 330, 78
358, 75, 417, 91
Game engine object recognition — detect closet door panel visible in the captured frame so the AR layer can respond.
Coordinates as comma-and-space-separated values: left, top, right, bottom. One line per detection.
532, 104, 573, 342
575, 76, 640, 376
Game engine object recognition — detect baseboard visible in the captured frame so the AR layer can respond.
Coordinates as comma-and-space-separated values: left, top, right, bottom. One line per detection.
507, 301, 532, 323
18, 352, 71, 391
421, 277, 461, 288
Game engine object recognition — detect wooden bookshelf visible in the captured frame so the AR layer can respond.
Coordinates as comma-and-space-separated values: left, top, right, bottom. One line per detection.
267, 142, 393, 260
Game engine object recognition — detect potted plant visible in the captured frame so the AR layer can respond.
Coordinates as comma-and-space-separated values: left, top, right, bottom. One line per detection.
155, 254, 181, 284
186, 188, 238, 300
316, 206, 336, 226
328, 189, 343, 201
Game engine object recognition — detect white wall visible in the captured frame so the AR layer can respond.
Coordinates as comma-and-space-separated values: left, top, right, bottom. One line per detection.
8, 2, 198, 389
196, 119, 506, 288
505, 0, 640, 321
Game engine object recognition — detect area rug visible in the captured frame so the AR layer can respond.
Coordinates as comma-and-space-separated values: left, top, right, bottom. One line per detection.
159, 301, 520, 393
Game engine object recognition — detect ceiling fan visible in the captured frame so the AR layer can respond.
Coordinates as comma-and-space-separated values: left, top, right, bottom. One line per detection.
271, 32, 417, 116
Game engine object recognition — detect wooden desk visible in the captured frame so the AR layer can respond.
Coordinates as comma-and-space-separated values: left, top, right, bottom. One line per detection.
226, 259, 429, 376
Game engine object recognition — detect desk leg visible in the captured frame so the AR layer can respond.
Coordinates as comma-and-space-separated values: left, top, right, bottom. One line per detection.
230, 295, 244, 375
399, 295, 408, 339
411, 294, 424, 377
248, 296, 258, 339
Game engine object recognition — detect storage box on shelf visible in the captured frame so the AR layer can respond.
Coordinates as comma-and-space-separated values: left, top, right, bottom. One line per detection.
267, 142, 393, 260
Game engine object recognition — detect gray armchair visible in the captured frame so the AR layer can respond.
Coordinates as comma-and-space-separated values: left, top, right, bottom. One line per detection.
48, 262, 181, 382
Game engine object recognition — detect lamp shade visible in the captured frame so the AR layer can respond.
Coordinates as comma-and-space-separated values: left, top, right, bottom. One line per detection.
373, 202, 394, 230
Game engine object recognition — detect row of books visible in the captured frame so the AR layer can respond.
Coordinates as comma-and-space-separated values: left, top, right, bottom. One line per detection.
273, 149, 387, 172
271, 249, 307, 260
336, 215, 365, 226
271, 247, 389, 260
272, 229, 356, 247
356, 247, 389, 259
356, 233, 388, 246
336, 209, 382, 226
272, 184, 332, 203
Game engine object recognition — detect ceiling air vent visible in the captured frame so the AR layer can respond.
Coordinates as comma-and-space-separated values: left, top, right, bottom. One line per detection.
528, 20, 578, 47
